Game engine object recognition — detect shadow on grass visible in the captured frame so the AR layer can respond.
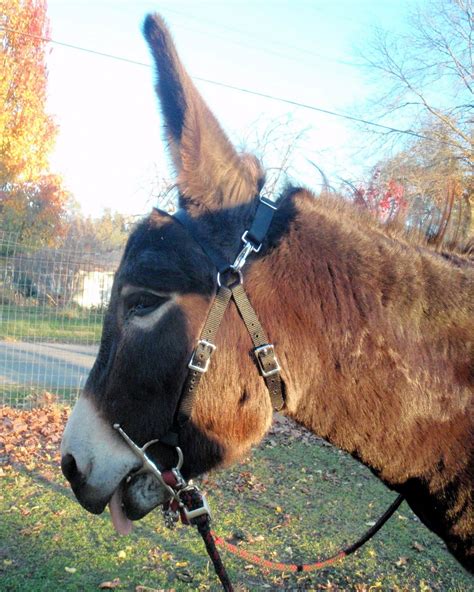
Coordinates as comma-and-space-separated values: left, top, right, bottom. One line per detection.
2, 463, 245, 591
2, 443, 471, 591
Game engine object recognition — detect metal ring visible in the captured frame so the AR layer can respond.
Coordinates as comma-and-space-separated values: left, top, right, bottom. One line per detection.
217, 269, 243, 288
174, 446, 184, 471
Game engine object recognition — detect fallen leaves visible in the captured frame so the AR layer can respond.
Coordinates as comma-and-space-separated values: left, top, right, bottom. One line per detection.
174, 567, 193, 582
264, 414, 327, 447
98, 576, 176, 591
19, 522, 45, 536
99, 578, 122, 589
233, 470, 266, 493
395, 556, 408, 568
0, 404, 69, 478
135, 586, 174, 592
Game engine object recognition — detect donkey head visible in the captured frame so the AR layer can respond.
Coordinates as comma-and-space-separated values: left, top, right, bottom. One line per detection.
60, 15, 278, 532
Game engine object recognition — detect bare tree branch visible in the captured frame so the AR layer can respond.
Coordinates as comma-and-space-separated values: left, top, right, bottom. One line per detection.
360, 0, 472, 167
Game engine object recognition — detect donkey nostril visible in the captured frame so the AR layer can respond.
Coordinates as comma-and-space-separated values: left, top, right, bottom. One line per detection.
61, 453, 77, 481
61, 453, 85, 488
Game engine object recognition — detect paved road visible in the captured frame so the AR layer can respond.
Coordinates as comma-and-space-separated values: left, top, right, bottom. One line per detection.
0, 341, 98, 390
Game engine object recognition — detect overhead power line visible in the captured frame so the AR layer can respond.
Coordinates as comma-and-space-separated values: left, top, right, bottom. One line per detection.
157, 5, 363, 68
0, 26, 460, 149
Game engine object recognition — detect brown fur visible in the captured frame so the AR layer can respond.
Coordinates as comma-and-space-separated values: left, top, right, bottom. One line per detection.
68, 14, 473, 574
185, 191, 473, 569
144, 14, 264, 213
143, 14, 473, 570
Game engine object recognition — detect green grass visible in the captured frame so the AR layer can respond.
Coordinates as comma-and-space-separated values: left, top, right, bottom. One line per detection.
1, 433, 470, 591
0, 386, 79, 408
0, 305, 104, 344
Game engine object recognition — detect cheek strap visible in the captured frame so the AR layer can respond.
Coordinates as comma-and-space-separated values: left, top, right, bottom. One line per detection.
163, 195, 285, 446
177, 279, 284, 430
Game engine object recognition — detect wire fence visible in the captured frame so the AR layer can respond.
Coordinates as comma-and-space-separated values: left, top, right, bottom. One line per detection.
0, 230, 122, 408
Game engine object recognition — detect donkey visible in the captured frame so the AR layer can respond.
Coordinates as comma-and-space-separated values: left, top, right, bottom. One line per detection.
61, 14, 473, 573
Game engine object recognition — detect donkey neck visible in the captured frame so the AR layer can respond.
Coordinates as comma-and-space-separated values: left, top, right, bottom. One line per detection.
246, 190, 473, 487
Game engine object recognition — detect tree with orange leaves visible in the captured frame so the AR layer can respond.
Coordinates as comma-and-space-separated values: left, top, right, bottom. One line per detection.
0, 0, 68, 246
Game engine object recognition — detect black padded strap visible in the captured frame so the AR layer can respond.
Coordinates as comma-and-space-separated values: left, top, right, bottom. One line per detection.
173, 209, 230, 272
245, 197, 278, 247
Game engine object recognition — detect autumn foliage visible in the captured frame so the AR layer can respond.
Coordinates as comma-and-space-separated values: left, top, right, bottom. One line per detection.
353, 168, 406, 224
1, 0, 68, 245
0, 401, 68, 479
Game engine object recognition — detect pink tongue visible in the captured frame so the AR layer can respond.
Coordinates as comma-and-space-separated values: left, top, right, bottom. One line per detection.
109, 489, 133, 535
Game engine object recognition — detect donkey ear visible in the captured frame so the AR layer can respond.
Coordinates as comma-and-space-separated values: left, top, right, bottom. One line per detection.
143, 14, 264, 214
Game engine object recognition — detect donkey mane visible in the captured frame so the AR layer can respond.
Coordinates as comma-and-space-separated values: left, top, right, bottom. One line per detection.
291, 187, 472, 263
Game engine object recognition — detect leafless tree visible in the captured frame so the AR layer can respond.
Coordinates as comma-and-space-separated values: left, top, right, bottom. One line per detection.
238, 114, 309, 198
362, 0, 472, 169
375, 126, 472, 244
358, 0, 472, 243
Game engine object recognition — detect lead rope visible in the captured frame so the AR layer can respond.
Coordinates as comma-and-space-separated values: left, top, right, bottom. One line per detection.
210, 493, 404, 573
177, 487, 404, 589
115, 426, 405, 592
178, 488, 234, 591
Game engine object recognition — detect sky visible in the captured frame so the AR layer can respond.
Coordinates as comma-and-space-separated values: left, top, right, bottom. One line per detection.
44, 0, 419, 218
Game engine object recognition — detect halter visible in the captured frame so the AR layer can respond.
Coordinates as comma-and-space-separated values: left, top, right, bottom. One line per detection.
113, 194, 404, 591
161, 194, 286, 447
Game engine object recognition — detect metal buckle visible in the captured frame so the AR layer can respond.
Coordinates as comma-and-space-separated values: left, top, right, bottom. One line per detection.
188, 339, 216, 373
259, 195, 278, 210
231, 231, 262, 272
254, 344, 281, 377
180, 487, 212, 523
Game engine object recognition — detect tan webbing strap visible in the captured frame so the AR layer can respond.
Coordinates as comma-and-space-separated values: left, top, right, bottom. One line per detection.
178, 286, 232, 422
178, 280, 284, 424
231, 283, 269, 347
232, 283, 284, 410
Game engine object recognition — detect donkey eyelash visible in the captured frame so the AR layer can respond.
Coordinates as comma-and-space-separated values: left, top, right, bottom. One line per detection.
123, 292, 169, 318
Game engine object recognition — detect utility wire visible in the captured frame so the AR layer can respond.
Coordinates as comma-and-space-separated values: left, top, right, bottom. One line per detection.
1, 25, 460, 148
157, 5, 363, 67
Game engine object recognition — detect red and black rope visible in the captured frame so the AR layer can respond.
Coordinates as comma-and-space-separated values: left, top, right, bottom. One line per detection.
179, 488, 234, 591
211, 494, 404, 574
179, 485, 404, 590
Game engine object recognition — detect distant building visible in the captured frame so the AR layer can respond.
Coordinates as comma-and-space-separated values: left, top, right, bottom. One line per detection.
72, 269, 115, 308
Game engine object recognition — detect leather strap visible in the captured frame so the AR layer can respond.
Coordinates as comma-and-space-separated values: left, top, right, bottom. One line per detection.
167, 195, 284, 439
177, 279, 284, 426
178, 286, 232, 425
231, 283, 284, 410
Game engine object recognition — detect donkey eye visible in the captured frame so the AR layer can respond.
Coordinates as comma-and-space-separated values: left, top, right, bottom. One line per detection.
124, 292, 169, 318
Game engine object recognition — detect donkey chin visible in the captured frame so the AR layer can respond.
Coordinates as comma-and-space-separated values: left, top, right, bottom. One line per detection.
120, 472, 170, 520
60, 395, 171, 534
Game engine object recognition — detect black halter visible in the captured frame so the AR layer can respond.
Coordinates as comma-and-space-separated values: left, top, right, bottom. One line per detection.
160, 194, 285, 447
